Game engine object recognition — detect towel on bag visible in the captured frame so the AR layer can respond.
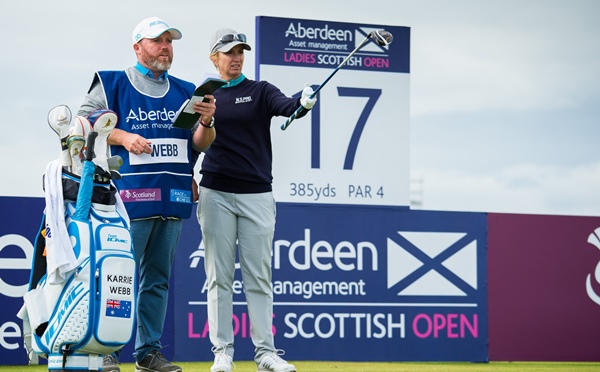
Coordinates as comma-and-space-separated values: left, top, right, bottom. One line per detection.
43, 159, 77, 284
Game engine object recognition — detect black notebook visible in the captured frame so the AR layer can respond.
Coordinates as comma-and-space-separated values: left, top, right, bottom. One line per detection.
173, 76, 226, 129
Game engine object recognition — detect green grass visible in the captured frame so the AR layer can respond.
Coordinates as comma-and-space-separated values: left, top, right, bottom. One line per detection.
2, 361, 600, 372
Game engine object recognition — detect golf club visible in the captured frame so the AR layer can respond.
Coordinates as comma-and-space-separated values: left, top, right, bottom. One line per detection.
281, 29, 394, 130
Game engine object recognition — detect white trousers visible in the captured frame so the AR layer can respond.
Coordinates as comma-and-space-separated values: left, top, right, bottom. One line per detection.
197, 186, 276, 362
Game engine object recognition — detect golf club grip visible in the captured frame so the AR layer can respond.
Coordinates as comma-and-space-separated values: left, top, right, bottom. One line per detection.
281, 106, 303, 130
86, 131, 98, 161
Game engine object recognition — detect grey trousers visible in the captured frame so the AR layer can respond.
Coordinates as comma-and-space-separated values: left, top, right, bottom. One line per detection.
197, 186, 277, 362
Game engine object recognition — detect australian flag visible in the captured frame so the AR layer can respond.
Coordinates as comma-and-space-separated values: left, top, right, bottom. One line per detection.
105, 298, 132, 318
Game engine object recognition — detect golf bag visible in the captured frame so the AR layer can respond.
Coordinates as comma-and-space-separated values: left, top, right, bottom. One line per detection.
18, 107, 136, 371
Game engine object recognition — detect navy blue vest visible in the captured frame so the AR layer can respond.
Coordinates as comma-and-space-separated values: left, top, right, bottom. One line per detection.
97, 70, 195, 219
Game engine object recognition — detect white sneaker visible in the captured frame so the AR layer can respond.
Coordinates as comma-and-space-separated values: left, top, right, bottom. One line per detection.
210, 348, 234, 372
257, 351, 296, 372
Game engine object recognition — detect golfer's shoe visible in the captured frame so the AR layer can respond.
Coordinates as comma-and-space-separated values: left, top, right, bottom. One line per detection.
102, 354, 120, 372
87, 108, 118, 174
257, 351, 296, 372
47, 104, 73, 168
135, 350, 182, 372
211, 347, 234, 372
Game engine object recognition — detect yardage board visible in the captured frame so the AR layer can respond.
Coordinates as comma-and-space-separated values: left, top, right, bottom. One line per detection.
256, 16, 411, 207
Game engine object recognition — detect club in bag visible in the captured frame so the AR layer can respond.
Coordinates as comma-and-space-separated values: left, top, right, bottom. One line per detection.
47, 105, 73, 167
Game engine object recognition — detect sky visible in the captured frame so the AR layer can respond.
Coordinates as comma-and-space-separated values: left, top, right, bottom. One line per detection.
1, 0, 599, 217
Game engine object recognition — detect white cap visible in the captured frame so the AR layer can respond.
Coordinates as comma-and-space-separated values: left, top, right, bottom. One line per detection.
132, 17, 182, 44
209, 28, 251, 54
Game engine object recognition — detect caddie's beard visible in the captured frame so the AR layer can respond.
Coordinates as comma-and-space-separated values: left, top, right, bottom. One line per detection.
140, 48, 172, 73
147, 57, 171, 72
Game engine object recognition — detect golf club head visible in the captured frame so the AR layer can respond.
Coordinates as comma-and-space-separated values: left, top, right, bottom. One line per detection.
110, 170, 122, 180
370, 30, 393, 46
93, 165, 121, 181
107, 155, 123, 172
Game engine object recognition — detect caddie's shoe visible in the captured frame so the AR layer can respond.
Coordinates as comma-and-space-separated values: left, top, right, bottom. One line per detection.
102, 354, 120, 372
135, 350, 182, 372
257, 350, 296, 372
210, 347, 234, 372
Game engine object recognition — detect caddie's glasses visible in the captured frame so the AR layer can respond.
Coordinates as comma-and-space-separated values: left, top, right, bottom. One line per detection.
211, 33, 247, 53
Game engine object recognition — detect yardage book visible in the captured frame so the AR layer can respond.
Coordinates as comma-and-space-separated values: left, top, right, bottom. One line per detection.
173, 74, 226, 129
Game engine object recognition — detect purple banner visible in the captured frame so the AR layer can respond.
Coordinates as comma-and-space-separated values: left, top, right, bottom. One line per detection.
488, 213, 600, 361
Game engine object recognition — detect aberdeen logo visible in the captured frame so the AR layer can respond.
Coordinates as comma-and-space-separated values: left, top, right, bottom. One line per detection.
189, 243, 205, 269
284, 22, 352, 42
387, 231, 478, 297
283, 22, 389, 55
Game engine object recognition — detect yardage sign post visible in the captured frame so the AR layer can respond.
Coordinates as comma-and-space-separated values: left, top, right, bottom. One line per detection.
256, 16, 410, 207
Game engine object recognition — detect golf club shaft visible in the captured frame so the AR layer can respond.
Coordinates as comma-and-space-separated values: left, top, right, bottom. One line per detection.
281, 34, 373, 131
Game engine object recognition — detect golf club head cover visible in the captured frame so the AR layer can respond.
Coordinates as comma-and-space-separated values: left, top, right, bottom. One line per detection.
68, 116, 93, 175
47, 105, 73, 168
70, 116, 93, 141
300, 84, 317, 110
67, 136, 85, 175
87, 109, 118, 173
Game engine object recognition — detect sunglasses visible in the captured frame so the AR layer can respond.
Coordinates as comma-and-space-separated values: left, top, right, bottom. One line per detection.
211, 33, 247, 53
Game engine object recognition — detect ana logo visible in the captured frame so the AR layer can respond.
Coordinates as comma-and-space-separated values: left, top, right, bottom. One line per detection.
235, 96, 252, 104
585, 227, 600, 305
387, 231, 477, 297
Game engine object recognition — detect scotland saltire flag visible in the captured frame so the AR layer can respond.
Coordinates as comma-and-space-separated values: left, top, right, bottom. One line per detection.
105, 299, 132, 318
